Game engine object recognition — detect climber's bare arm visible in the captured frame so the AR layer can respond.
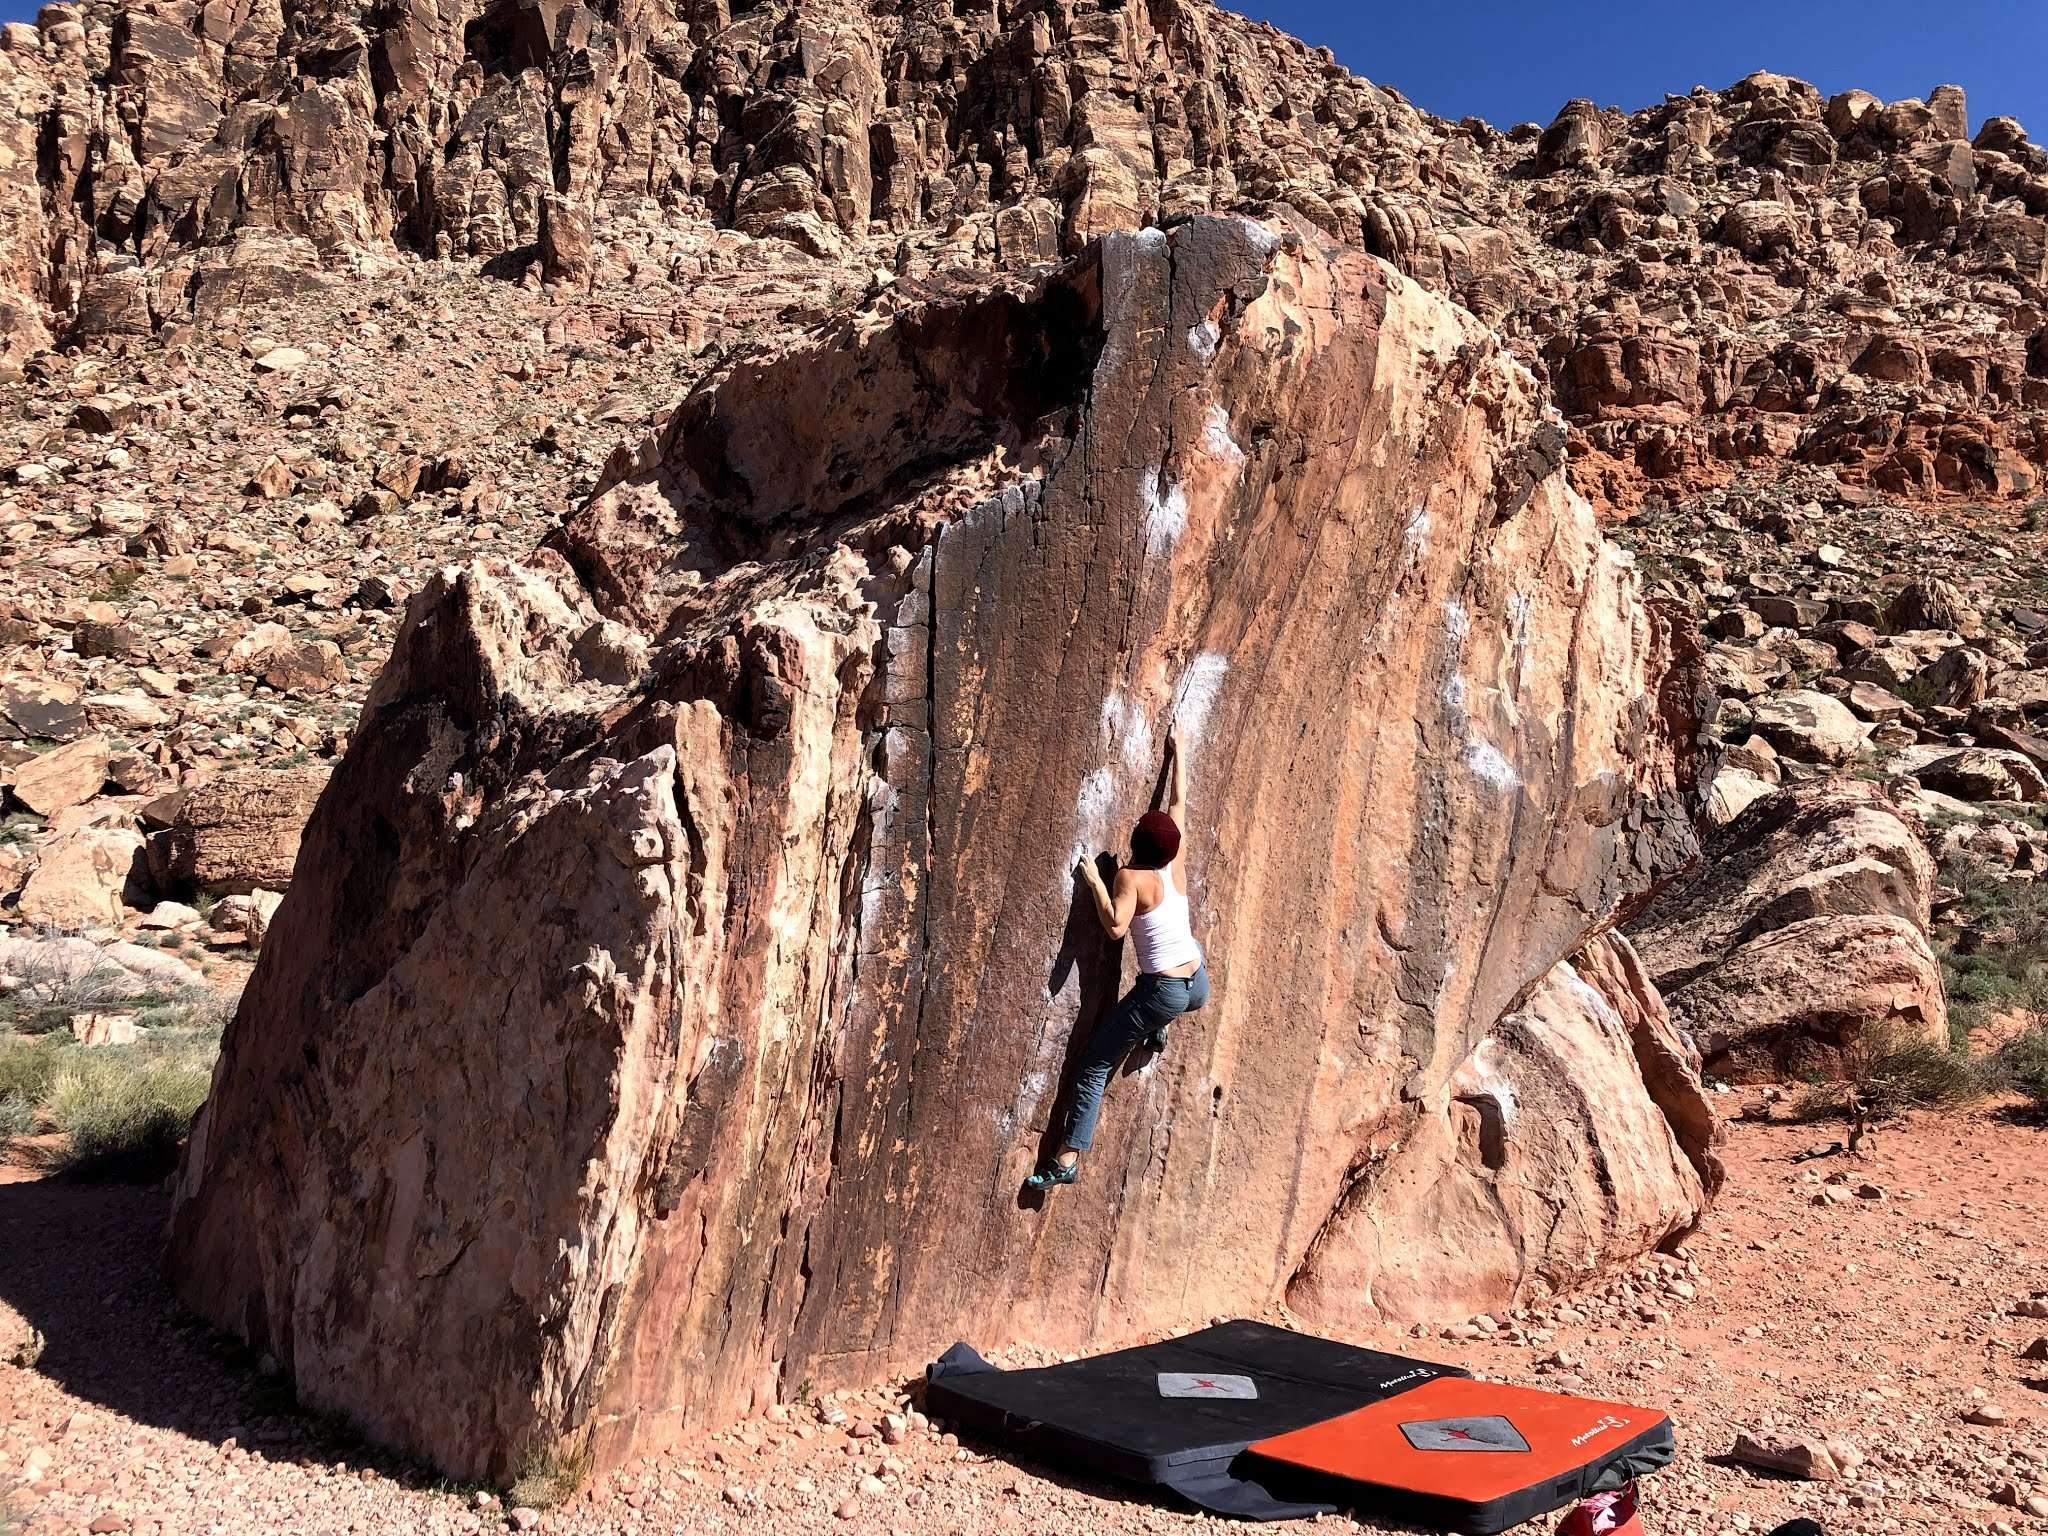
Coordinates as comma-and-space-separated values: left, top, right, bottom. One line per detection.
1165, 727, 1186, 817
1079, 861, 1139, 939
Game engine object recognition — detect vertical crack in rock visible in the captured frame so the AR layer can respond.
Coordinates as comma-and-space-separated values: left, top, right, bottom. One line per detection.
166, 218, 1708, 1483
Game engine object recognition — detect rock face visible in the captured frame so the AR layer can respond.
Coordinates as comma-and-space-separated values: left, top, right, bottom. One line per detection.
166, 219, 1707, 1481
1628, 778, 1946, 1077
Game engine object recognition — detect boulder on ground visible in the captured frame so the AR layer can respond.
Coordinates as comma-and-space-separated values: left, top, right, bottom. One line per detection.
1659, 914, 1945, 1078
1629, 778, 1944, 1078
15, 828, 148, 930
1886, 575, 1967, 633
209, 889, 283, 946
0, 681, 87, 742
1749, 688, 1872, 764
1914, 748, 2030, 803
1730, 1431, 1850, 1482
10, 736, 111, 816
71, 1011, 140, 1046
166, 221, 1708, 1484
154, 768, 327, 895
0, 932, 201, 999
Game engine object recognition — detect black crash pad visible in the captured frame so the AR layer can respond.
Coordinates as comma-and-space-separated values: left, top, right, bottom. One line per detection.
924, 1319, 1466, 1520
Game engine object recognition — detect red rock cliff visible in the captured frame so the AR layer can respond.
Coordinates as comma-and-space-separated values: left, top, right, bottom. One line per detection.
165, 217, 1713, 1481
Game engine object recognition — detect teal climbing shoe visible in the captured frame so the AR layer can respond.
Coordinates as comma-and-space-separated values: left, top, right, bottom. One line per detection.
1025, 1160, 1080, 1192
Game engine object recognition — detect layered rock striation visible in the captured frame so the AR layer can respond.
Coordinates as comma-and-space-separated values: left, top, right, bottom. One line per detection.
1629, 777, 1945, 1077
166, 218, 1713, 1480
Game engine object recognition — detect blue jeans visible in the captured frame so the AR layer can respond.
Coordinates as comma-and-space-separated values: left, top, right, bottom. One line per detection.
1062, 961, 1210, 1152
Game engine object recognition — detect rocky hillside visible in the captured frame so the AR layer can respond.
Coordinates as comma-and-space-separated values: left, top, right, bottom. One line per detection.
8, 0, 2048, 513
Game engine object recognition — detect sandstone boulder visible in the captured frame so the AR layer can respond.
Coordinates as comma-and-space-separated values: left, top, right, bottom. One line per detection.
1731, 1432, 1849, 1482
1704, 767, 1777, 826
1629, 779, 1945, 1078
1914, 645, 1990, 708
1291, 933, 1717, 1322
1914, 748, 2029, 803
71, 1011, 140, 1046
1887, 575, 1968, 632
209, 889, 283, 946
0, 681, 87, 742
1749, 688, 1872, 764
167, 222, 1706, 1484
155, 768, 326, 895
10, 735, 110, 816
15, 828, 147, 930
0, 932, 199, 1000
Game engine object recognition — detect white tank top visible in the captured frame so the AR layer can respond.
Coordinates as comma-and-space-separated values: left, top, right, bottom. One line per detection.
1131, 863, 1201, 975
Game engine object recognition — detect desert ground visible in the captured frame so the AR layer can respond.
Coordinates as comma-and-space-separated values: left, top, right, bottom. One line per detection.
5, 1089, 2046, 1536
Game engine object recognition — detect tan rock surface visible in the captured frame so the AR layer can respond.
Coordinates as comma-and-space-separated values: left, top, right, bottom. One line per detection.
9, 737, 110, 817
1629, 778, 1946, 1077
15, 828, 145, 931
166, 220, 1706, 1481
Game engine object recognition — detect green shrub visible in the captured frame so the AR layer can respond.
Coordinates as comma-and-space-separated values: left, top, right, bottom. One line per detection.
0, 1035, 68, 1123
1860, 1033, 1988, 1117
0, 1094, 34, 1139
43, 1049, 213, 1179
1941, 851, 2048, 956
1, 993, 226, 1177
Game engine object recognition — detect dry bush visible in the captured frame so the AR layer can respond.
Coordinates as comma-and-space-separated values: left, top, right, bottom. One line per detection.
1794, 1017, 1987, 1122
1997, 1025, 2048, 1114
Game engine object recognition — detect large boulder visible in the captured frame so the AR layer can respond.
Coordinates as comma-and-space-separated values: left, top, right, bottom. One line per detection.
1749, 688, 1873, 765
0, 931, 202, 999
1628, 778, 1945, 1077
167, 221, 1707, 1483
15, 828, 148, 930
9, 735, 110, 816
1291, 932, 1723, 1321
153, 768, 327, 895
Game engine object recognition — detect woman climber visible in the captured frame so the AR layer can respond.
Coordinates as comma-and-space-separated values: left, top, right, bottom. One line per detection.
1027, 725, 1210, 1192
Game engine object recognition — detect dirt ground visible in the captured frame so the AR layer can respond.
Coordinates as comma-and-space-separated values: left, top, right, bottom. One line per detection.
2, 1098, 2045, 1536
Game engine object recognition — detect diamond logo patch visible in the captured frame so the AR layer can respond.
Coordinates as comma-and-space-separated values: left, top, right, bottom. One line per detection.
1398, 1414, 1531, 1453
1156, 1372, 1258, 1400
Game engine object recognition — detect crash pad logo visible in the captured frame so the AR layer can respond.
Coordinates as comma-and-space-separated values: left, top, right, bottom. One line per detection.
1156, 1372, 1259, 1400
1398, 1415, 1531, 1453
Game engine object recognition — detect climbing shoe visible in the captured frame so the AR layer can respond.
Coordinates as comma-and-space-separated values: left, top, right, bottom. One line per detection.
1025, 1161, 1080, 1192
1555, 1483, 1644, 1534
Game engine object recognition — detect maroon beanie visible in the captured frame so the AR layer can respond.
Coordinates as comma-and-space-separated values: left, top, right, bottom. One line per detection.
1131, 811, 1181, 869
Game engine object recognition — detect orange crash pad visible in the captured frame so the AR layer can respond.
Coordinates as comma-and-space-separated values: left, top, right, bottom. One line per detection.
1247, 1375, 1672, 1534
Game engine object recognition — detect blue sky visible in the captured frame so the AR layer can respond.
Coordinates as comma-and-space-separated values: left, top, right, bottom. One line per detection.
1237, 1, 2048, 136
3, 1, 2041, 139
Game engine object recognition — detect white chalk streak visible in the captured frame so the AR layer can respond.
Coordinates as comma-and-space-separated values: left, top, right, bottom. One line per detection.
1175, 652, 1230, 743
